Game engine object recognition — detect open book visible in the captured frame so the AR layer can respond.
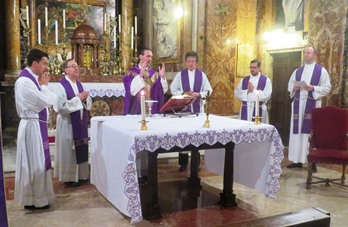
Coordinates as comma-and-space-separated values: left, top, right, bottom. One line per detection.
160, 95, 197, 114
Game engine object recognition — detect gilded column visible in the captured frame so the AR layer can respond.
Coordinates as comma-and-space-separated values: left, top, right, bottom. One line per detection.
121, 0, 133, 71
5, 0, 21, 81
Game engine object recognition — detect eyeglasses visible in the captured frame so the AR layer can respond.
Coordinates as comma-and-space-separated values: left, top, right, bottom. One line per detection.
66, 64, 79, 69
249, 66, 259, 69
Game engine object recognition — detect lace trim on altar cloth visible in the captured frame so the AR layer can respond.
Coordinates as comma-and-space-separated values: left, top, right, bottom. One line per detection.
122, 127, 284, 224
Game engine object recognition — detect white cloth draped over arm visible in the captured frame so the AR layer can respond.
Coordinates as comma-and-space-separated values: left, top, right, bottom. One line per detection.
131, 74, 168, 96
130, 75, 144, 96
160, 77, 169, 94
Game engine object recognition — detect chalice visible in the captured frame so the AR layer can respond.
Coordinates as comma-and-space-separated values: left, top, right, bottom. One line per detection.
145, 100, 158, 117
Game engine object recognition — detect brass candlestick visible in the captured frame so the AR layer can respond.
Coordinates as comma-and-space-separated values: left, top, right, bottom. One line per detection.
140, 119, 148, 131
203, 90, 211, 128
254, 116, 261, 125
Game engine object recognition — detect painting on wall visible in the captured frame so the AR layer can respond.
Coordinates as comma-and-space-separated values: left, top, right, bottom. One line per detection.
31, 0, 106, 47
152, 0, 182, 63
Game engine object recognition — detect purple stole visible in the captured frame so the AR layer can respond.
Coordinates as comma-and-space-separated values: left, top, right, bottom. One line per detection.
0, 111, 9, 226
19, 69, 51, 170
123, 65, 164, 115
293, 64, 322, 134
60, 77, 89, 164
241, 74, 267, 121
181, 68, 203, 113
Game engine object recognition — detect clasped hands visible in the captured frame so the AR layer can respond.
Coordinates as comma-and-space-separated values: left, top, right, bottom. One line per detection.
77, 91, 90, 102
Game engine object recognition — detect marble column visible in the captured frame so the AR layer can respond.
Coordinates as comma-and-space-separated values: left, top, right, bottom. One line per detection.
121, 0, 133, 71
5, 0, 21, 82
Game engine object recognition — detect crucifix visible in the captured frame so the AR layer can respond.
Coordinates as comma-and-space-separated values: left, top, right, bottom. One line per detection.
218, 24, 227, 34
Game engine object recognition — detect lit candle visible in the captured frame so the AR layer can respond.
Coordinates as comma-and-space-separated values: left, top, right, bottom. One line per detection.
255, 90, 260, 117
63, 9, 66, 28
118, 14, 121, 33
37, 19, 41, 44
26, 5, 29, 27
141, 90, 146, 121
131, 26, 134, 49
55, 20, 58, 45
45, 7, 48, 27
113, 26, 116, 48
134, 16, 137, 34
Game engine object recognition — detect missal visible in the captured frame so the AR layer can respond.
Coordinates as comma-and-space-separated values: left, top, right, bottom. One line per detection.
160, 95, 197, 115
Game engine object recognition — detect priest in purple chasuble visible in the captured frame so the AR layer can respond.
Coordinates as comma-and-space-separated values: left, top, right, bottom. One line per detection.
123, 48, 168, 115
123, 48, 168, 182
53, 59, 92, 187
234, 59, 272, 123
170, 51, 213, 172
14, 49, 56, 210
287, 47, 331, 169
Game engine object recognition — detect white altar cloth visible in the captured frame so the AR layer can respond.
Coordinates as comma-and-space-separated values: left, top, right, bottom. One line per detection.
48, 82, 125, 98
90, 115, 284, 224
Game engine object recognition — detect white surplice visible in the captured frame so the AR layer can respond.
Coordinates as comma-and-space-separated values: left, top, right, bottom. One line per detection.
14, 68, 56, 207
287, 62, 331, 163
234, 73, 272, 123
53, 76, 92, 182
170, 69, 213, 113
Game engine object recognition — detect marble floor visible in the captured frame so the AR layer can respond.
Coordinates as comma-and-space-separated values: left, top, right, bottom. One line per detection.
2, 141, 348, 227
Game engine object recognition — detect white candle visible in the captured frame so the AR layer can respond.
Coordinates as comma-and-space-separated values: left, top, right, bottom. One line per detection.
63, 9, 66, 28
131, 26, 134, 49
45, 7, 48, 27
55, 20, 58, 45
118, 14, 121, 33
37, 19, 41, 44
134, 16, 137, 34
255, 90, 260, 117
103, 13, 106, 31
141, 90, 146, 121
26, 5, 29, 27
113, 26, 116, 48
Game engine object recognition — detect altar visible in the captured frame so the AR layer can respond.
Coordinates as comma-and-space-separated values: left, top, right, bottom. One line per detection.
90, 114, 284, 224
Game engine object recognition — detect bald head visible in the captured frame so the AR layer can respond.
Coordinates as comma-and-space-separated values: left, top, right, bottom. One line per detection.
304, 47, 317, 64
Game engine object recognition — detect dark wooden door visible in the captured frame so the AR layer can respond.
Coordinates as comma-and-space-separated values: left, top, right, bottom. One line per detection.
270, 51, 302, 146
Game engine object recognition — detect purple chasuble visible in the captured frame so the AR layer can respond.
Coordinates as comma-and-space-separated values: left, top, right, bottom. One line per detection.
180, 68, 203, 113
0, 108, 9, 226
123, 65, 165, 115
240, 74, 267, 121
293, 64, 322, 134
19, 69, 51, 170
60, 77, 89, 164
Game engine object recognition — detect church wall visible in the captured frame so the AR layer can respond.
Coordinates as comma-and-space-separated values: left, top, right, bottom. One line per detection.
307, 0, 347, 107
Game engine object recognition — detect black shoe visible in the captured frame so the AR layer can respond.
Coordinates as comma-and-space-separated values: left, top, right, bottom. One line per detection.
24, 205, 35, 210
64, 181, 81, 187
79, 179, 89, 184
312, 163, 317, 173
179, 165, 187, 172
287, 163, 303, 168
24, 205, 50, 210
138, 176, 148, 185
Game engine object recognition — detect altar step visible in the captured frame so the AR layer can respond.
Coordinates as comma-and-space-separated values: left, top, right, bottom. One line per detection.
217, 207, 330, 227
